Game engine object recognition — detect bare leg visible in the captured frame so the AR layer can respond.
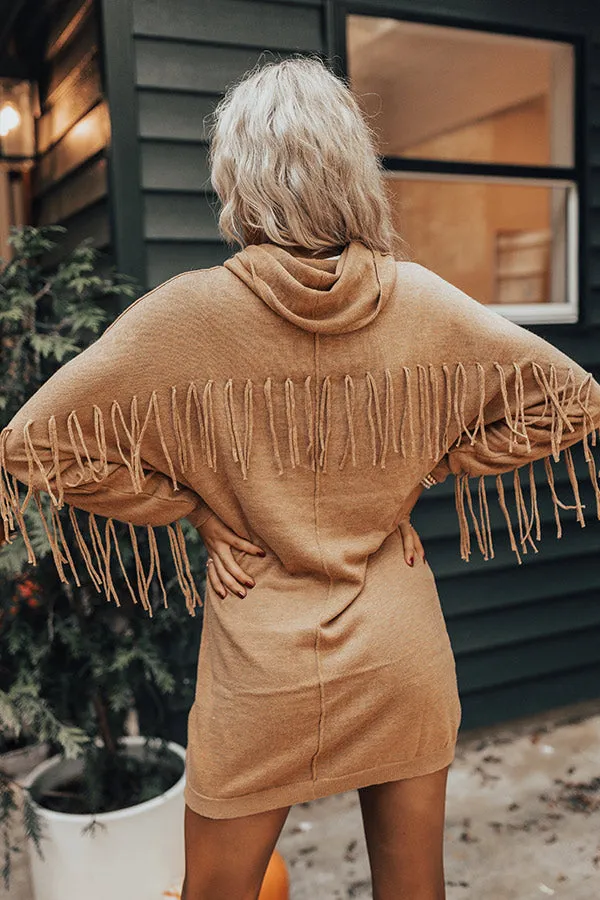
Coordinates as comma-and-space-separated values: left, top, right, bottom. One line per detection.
181, 802, 291, 900
358, 763, 451, 900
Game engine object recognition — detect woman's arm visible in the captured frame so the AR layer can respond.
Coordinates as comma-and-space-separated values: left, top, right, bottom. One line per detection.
0, 272, 216, 614
409, 264, 600, 563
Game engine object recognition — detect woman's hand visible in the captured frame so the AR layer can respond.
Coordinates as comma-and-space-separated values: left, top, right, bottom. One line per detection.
196, 513, 266, 598
397, 518, 426, 566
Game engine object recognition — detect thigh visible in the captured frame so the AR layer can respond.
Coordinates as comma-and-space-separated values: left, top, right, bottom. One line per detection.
358, 764, 451, 900
181, 802, 291, 900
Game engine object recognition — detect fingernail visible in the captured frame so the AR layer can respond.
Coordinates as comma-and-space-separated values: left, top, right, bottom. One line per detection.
237, 589, 246, 598
219, 590, 227, 598
258, 550, 266, 557
245, 580, 254, 588
409, 556, 414, 566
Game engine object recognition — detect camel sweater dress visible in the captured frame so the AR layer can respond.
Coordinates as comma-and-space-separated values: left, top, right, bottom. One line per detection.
3, 239, 600, 818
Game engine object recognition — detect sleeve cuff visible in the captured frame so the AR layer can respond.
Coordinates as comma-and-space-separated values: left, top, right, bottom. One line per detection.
185, 501, 215, 529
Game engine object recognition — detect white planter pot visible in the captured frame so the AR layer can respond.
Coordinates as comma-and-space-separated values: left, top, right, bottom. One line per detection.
21, 736, 187, 900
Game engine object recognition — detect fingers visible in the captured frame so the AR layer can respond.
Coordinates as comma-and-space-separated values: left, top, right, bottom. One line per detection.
197, 515, 266, 596
228, 534, 266, 557
398, 519, 416, 566
397, 519, 426, 566
220, 544, 256, 589
200, 517, 266, 560
207, 554, 249, 598
412, 527, 426, 563
206, 558, 227, 598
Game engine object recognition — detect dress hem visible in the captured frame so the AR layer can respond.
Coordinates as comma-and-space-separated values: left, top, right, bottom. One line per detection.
183, 740, 457, 819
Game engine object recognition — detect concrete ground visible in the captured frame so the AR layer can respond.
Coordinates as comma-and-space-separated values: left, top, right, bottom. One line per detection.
4, 697, 600, 899
276, 697, 600, 900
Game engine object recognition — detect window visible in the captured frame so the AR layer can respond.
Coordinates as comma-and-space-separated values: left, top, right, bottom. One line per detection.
346, 15, 578, 324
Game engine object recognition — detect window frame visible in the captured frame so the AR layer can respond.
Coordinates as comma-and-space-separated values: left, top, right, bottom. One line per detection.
334, 3, 584, 326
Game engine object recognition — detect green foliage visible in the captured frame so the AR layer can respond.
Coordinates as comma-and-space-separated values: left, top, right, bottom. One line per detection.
0, 225, 137, 421
0, 226, 207, 890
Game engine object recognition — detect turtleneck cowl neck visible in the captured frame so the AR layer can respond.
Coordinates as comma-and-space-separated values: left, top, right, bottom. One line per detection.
222, 239, 398, 334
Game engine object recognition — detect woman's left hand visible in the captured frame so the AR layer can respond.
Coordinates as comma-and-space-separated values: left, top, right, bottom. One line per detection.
397, 518, 426, 566
195, 512, 266, 598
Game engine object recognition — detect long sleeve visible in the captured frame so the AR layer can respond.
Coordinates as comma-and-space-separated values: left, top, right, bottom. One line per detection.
0, 272, 217, 614
409, 264, 600, 563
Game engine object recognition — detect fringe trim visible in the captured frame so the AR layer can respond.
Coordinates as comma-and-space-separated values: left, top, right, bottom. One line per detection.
1, 362, 600, 593
452, 366, 600, 563
10, 361, 589, 485
0, 469, 202, 618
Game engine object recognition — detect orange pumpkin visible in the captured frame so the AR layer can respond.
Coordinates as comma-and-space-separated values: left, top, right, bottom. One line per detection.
258, 849, 290, 900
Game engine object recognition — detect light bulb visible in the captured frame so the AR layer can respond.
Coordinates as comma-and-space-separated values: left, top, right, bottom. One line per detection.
0, 103, 21, 138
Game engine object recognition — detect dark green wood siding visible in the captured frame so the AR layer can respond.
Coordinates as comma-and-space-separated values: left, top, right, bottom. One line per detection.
131, 0, 324, 286
32, 0, 111, 257
590, 33, 600, 324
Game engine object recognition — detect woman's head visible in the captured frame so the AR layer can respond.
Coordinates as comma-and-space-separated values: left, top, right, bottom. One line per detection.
207, 55, 406, 257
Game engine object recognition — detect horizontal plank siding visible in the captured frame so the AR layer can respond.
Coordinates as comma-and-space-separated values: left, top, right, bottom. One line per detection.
140, 141, 211, 192
34, 102, 110, 195
588, 40, 600, 325
462, 665, 600, 728
42, 200, 111, 265
451, 592, 600, 656
423, 544, 600, 629
138, 91, 218, 141
459, 627, 600, 694
145, 241, 231, 286
132, 0, 322, 51
46, 0, 95, 60
135, 39, 293, 94
45, 7, 99, 100
131, 0, 325, 284
36, 157, 108, 225
144, 193, 220, 241
32, 0, 111, 255
37, 54, 103, 155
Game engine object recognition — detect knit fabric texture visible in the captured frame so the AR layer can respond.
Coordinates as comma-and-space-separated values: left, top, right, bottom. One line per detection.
2, 239, 600, 610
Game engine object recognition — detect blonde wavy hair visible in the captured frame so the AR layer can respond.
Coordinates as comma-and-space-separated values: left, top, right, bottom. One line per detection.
207, 54, 407, 258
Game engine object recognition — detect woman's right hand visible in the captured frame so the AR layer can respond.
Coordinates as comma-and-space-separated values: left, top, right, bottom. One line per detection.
397, 518, 426, 567
196, 512, 267, 598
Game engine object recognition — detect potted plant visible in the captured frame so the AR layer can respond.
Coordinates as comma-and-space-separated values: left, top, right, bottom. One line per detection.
21, 735, 188, 900
0, 226, 207, 900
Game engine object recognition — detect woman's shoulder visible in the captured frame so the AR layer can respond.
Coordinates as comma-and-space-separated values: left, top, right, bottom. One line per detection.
394, 258, 449, 287
393, 259, 491, 319
102, 264, 232, 336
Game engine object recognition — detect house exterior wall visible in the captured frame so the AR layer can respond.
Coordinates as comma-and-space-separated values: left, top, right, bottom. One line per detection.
32, 0, 111, 260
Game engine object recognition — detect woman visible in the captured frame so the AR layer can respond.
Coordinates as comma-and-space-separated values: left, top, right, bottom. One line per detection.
2, 55, 600, 900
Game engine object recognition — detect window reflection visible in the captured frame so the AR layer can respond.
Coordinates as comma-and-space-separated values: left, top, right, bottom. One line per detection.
386, 176, 571, 306
347, 16, 574, 168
